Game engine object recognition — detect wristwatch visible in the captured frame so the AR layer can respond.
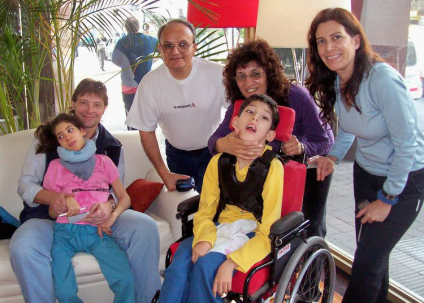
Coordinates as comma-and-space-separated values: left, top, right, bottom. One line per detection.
108, 199, 117, 211
382, 190, 397, 201
377, 189, 398, 205
300, 143, 305, 155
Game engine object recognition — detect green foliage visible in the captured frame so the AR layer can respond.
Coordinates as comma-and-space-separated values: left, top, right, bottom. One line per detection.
0, 0, 226, 134
0, 0, 168, 134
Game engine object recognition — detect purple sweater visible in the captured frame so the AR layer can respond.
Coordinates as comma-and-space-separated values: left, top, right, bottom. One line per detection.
208, 84, 334, 158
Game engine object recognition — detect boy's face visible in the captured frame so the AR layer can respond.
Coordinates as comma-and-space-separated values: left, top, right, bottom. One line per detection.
54, 121, 86, 152
232, 100, 276, 144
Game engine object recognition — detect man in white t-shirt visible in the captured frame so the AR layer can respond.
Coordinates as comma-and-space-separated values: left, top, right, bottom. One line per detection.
126, 19, 226, 193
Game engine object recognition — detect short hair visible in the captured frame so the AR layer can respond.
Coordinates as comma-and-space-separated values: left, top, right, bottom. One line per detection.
157, 19, 196, 43
238, 94, 280, 130
125, 17, 140, 33
223, 39, 290, 106
72, 78, 108, 107
35, 113, 84, 154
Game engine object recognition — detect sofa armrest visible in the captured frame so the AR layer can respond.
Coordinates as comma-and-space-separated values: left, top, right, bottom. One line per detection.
145, 168, 198, 240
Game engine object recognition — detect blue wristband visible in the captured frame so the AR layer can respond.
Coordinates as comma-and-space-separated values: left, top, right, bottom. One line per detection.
377, 189, 398, 205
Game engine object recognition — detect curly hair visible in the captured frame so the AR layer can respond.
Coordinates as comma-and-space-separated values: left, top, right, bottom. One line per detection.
223, 39, 290, 106
35, 113, 84, 154
305, 8, 383, 124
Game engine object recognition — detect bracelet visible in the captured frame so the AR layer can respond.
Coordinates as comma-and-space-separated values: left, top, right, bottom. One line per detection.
108, 199, 117, 211
377, 189, 398, 205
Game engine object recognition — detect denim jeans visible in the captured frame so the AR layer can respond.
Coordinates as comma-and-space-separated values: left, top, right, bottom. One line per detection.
158, 236, 227, 303
9, 210, 161, 303
342, 163, 424, 303
165, 140, 212, 193
52, 223, 134, 303
302, 168, 333, 238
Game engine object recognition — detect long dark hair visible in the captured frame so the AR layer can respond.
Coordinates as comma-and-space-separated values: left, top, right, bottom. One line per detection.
223, 39, 291, 106
305, 8, 383, 124
35, 113, 84, 154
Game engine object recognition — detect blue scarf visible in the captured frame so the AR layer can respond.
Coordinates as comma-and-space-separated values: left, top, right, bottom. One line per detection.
57, 140, 96, 181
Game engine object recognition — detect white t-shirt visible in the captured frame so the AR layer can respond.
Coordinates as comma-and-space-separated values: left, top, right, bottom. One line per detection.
125, 57, 227, 151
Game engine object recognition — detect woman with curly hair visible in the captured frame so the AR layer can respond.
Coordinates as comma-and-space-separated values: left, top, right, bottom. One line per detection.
307, 8, 424, 302
208, 39, 334, 238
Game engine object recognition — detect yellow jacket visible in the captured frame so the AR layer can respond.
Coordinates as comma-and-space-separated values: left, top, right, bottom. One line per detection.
193, 146, 284, 272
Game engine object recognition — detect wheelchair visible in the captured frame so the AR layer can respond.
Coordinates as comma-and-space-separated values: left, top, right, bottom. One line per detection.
154, 102, 336, 303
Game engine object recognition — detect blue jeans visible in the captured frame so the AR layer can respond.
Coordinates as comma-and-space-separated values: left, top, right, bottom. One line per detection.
342, 163, 424, 303
52, 223, 134, 303
9, 210, 161, 303
158, 236, 227, 303
165, 140, 212, 193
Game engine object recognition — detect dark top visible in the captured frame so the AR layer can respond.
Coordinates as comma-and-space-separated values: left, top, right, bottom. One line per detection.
114, 33, 158, 84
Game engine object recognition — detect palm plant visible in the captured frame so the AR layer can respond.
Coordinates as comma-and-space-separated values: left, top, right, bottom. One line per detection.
0, 0, 225, 134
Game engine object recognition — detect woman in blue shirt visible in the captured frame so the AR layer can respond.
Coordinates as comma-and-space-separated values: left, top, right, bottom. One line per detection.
307, 8, 424, 303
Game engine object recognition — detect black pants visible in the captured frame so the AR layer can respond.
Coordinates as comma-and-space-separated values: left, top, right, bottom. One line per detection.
302, 168, 333, 238
122, 93, 136, 131
343, 162, 424, 303
122, 93, 135, 116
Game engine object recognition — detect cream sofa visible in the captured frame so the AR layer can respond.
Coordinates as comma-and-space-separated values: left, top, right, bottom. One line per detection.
0, 129, 197, 303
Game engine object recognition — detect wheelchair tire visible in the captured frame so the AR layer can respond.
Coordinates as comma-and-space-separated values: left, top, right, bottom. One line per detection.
274, 236, 336, 303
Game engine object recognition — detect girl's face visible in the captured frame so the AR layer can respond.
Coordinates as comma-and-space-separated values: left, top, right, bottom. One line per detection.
235, 61, 268, 99
315, 20, 360, 83
54, 121, 86, 151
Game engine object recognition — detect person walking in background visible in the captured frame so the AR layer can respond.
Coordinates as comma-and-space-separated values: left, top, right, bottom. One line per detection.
97, 36, 107, 71
307, 8, 424, 303
112, 17, 158, 117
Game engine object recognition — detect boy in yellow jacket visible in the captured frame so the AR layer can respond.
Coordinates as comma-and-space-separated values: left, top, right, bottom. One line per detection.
159, 94, 284, 303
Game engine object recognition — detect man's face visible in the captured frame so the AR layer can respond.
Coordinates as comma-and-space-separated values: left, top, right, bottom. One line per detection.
158, 23, 197, 76
72, 94, 106, 137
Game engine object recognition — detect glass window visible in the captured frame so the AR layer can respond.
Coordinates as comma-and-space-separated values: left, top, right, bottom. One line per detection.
272, 2, 424, 301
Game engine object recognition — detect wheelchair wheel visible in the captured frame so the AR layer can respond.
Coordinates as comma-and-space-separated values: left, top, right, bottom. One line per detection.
274, 236, 336, 303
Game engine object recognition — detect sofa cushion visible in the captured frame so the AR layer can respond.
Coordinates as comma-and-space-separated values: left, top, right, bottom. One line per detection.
0, 240, 16, 283
127, 179, 164, 213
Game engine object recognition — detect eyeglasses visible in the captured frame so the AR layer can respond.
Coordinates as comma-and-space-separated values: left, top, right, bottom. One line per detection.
160, 42, 193, 53
234, 71, 263, 83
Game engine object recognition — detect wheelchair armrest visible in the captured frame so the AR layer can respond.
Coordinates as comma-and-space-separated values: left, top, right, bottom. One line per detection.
176, 195, 200, 220
270, 211, 304, 236
279, 152, 307, 164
